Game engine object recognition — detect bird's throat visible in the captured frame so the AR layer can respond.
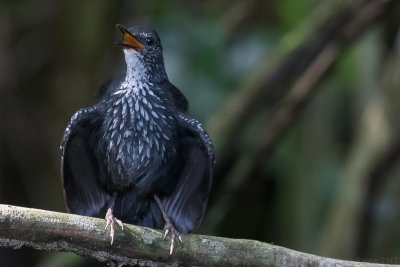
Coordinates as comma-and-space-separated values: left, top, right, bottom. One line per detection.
123, 49, 149, 83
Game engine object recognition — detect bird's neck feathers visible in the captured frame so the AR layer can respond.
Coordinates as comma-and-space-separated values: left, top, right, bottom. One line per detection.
118, 49, 167, 96
111, 50, 150, 97
123, 49, 149, 83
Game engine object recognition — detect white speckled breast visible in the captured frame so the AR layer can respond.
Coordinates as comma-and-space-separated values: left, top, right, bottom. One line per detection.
101, 67, 177, 189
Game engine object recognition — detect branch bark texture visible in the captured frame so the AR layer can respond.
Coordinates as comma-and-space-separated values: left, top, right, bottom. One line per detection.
0, 204, 394, 266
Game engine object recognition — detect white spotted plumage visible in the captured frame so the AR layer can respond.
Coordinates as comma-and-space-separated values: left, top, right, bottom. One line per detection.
101, 48, 177, 188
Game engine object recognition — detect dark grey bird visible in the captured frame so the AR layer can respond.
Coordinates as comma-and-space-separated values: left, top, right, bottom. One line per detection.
60, 24, 214, 254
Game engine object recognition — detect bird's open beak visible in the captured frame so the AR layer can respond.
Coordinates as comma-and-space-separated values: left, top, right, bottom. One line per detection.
116, 24, 144, 50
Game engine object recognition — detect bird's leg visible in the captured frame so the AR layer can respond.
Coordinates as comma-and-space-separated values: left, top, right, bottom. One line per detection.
154, 194, 182, 255
105, 193, 123, 245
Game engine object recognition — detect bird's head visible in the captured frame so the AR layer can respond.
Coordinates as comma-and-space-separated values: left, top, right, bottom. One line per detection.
116, 24, 167, 82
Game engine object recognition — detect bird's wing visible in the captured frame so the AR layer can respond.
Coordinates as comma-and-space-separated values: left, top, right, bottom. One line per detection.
61, 106, 111, 216
96, 73, 125, 99
161, 81, 189, 112
161, 114, 215, 233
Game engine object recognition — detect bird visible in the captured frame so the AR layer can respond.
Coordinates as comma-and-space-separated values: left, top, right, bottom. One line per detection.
60, 24, 214, 254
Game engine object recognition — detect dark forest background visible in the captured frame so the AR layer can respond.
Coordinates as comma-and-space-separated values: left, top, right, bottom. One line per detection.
1, 0, 400, 266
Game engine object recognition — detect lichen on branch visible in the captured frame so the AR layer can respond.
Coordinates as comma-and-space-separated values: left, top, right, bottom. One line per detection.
0, 204, 391, 266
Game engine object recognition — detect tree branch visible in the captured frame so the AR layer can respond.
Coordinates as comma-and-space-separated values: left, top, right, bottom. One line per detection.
0, 204, 393, 266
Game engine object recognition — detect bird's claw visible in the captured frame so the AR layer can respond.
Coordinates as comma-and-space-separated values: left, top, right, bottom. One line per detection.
163, 229, 169, 239
163, 220, 182, 255
105, 208, 123, 245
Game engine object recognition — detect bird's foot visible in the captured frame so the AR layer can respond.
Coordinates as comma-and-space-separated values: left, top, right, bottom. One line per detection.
163, 218, 182, 255
104, 208, 123, 245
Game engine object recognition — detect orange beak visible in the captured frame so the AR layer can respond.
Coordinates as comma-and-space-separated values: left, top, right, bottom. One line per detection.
116, 24, 144, 50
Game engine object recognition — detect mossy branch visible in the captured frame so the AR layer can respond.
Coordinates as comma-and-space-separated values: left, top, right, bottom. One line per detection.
0, 204, 393, 266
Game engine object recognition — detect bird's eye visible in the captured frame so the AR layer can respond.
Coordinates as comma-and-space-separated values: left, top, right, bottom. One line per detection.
145, 37, 155, 47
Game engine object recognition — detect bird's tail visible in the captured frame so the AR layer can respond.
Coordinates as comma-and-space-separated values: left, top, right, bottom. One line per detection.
113, 191, 164, 229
